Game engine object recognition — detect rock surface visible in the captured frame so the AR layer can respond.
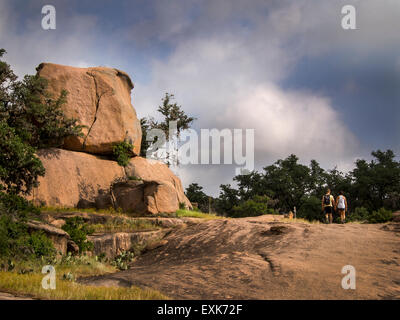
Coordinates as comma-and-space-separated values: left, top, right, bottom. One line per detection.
29, 63, 191, 215
29, 148, 125, 208
80, 216, 400, 300
0, 292, 34, 300
88, 229, 168, 258
121, 157, 192, 213
36, 63, 141, 155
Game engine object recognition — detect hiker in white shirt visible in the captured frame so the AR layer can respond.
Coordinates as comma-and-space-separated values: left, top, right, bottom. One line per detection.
335, 191, 348, 224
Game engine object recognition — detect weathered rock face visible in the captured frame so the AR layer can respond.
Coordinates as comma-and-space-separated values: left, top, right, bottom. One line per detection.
29, 148, 125, 208
26, 220, 79, 255
36, 63, 141, 155
113, 157, 192, 214
88, 230, 168, 258
30, 149, 191, 215
112, 180, 147, 213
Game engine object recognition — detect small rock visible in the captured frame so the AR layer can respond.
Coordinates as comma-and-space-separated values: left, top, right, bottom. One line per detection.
51, 219, 66, 228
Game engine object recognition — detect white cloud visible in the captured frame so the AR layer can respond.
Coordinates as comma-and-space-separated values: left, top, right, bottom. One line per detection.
134, 31, 361, 194
3, 0, 399, 195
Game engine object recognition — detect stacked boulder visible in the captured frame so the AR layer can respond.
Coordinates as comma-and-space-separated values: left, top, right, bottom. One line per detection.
29, 63, 191, 214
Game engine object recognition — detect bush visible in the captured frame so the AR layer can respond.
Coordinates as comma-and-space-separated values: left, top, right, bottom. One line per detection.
0, 214, 26, 256
0, 215, 55, 259
179, 202, 186, 210
1, 49, 83, 195
231, 195, 274, 218
27, 232, 56, 258
368, 208, 392, 223
0, 121, 45, 195
62, 217, 94, 253
112, 141, 133, 167
298, 196, 322, 222
348, 207, 392, 223
0, 192, 40, 218
0, 193, 53, 259
348, 207, 370, 222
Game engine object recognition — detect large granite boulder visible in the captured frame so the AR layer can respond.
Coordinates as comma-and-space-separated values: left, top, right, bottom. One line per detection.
36, 63, 142, 155
29, 148, 125, 208
113, 157, 192, 214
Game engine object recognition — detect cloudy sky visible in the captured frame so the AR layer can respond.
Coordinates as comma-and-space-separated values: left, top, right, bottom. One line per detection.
1, 0, 399, 196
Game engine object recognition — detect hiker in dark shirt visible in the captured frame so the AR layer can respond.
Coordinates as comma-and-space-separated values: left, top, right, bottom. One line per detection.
321, 188, 335, 224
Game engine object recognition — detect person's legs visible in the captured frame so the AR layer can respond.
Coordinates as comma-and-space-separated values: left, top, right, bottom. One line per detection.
339, 209, 345, 223
324, 207, 333, 223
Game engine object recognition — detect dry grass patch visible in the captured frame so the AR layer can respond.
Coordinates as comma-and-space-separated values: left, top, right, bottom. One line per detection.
175, 209, 223, 220
0, 272, 168, 300
40, 206, 127, 217
91, 219, 158, 233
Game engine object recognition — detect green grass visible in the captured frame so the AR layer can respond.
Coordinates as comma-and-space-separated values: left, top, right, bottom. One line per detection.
175, 209, 223, 220
0, 272, 168, 300
0, 255, 167, 300
39, 206, 154, 219
91, 219, 159, 233
40, 206, 126, 216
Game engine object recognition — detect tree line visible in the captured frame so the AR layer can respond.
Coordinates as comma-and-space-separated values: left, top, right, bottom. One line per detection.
186, 151, 400, 222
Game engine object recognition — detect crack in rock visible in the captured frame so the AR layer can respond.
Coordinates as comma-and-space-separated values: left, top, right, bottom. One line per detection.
83, 71, 110, 150
258, 252, 281, 276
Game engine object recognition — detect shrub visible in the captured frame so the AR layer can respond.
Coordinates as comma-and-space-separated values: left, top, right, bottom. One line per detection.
348, 207, 392, 223
0, 192, 40, 218
298, 196, 322, 222
62, 217, 94, 253
231, 195, 274, 218
0, 193, 54, 259
0, 214, 55, 259
1, 49, 83, 195
111, 250, 136, 271
112, 141, 133, 167
128, 175, 142, 181
368, 208, 393, 223
348, 207, 370, 222
0, 121, 45, 195
27, 232, 56, 258
179, 202, 186, 210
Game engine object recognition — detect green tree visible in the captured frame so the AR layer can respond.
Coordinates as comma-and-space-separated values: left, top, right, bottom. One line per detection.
0, 121, 45, 195
298, 195, 322, 222
0, 48, 83, 195
62, 217, 94, 253
263, 154, 311, 212
231, 195, 274, 218
140, 93, 195, 160
215, 184, 240, 215
351, 150, 400, 211
185, 183, 208, 210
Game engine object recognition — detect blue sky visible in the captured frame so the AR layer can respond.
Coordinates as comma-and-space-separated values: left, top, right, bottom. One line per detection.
1, 0, 399, 195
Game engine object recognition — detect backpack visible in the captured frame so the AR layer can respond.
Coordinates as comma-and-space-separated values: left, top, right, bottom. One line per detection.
323, 194, 331, 206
